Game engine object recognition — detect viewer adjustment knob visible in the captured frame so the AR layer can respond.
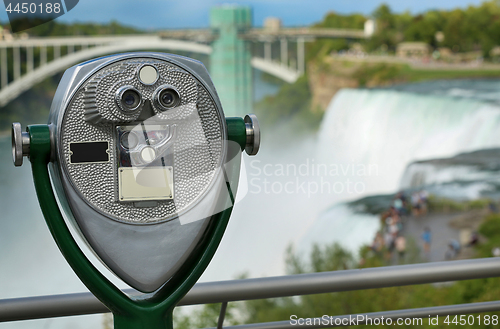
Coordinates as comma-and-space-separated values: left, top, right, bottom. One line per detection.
12, 122, 30, 166
244, 114, 260, 156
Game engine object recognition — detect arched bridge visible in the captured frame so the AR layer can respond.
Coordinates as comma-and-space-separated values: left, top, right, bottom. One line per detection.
0, 6, 369, 115
0, 34, 301, 107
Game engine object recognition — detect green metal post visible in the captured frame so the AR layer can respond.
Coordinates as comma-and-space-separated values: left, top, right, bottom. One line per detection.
26, 120, 245, 329
226, 117, 247, 151
210, 6, 253, 117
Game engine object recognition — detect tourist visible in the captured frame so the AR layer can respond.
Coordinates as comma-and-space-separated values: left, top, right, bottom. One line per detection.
393, 191, 407, 216
419, 190, 429, 216
468, 231, 479, 247
421, 227, 431, 255
371, 232, 384, 254
412, 192, 421, 216
445, 239, 460, 260
395, 235, 406, 262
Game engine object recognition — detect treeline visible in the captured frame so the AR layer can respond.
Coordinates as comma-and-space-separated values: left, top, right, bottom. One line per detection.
308, 0, 500, 59
254, 75, 323, 132
256, 0, 500, 129
4, 19, 142, 36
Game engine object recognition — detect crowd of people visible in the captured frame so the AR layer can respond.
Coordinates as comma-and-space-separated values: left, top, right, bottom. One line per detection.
369, 190, 488, 263
370, 190, 429, 263
411, 190, 429, 217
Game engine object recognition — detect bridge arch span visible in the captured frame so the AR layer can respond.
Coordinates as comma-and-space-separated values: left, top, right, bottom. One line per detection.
0, 37, 212, 106
0, 36, 299, 107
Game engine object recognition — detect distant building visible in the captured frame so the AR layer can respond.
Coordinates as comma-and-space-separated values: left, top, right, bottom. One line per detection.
396, 42, 432, 58
437, 47, 453, 58
0, 26, 13, 41
364, 19, 376, 38
264, 17, 282, 32
490, 46, 500, 58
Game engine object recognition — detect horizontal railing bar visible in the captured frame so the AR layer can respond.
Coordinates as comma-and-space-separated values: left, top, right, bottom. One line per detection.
205, 300, 500, 329
0, 35, 161, 47
181, 257, 500, 305
1, 257, 500, 322
0, 292, 109, 322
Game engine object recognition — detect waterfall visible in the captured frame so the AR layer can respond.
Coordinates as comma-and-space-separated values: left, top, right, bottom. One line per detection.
317, 88, 500, 201
399, 148, 500, 199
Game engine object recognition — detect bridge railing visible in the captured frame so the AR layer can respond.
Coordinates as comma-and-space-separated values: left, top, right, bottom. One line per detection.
0, 34, 305, 108
1, 257, 500, 327
0, 26, 371, 107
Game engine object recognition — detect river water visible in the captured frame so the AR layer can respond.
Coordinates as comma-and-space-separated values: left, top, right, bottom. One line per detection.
3, 77, 500, 328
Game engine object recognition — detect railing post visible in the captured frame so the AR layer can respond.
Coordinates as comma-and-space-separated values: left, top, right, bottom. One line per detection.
217, 302, 228, 329
40, 46, 47, 66
280, 38, 288, 67
1, 47, 7, 88
13, 46, 20, 81
264, 41, 272, 62
27, 46, 34, 73
297, 37, 305, 74
54, 45, 60, 59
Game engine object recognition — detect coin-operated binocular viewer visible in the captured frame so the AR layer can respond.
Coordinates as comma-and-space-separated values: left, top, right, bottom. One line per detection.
11, 53, 260, 329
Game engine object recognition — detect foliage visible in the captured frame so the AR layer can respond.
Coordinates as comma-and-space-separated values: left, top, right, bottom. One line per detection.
259, 72, 285, 86
174, 303, 242, 329
478, 214, 500, 239
306, 39, 349, 62
306, 12, 366, 61
175, 225, 500, 329
313, 12, 366, 30
285, 243, 355, 274
372, 0, 500, 56
398, 65, 500, 81
475, 214, 500, 258
7, 19, 142, 37
254, 74, 322, 131
0, 74, 60, 131
352, 63, 403, 87
364, 4, 399, 52
307, 1, 500, 57
427, 196, 490, 213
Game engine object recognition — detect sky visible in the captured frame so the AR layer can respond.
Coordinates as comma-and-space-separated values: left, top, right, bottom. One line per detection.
0, 0, 489, 30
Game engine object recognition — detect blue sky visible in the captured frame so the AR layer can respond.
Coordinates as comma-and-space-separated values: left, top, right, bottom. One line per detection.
0, 0, 489, 30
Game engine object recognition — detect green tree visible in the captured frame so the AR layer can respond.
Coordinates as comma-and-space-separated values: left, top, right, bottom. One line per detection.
175, 218, 500, 329
363, 4, 398, 52
254, 74, 322, 131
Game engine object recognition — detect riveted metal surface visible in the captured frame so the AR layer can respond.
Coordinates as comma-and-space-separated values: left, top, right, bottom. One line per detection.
60, 58, 224, 223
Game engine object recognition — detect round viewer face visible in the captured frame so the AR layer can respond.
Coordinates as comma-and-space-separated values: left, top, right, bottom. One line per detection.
60, 57, 226, 224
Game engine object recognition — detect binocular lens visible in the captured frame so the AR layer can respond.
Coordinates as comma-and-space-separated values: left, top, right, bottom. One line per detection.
122, 89, 141, 110
161, 92, 175, 107
116, 86, 142, 113
156, 87, 180, 110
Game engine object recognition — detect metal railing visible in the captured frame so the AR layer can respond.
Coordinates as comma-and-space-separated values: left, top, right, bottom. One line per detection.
1, 257, 500, 327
